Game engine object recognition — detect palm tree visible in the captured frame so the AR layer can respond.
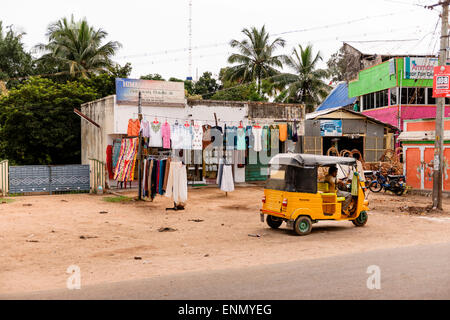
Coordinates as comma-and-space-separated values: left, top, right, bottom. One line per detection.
36, 16, 121, 78
225, 25, 286, 94
273, 44, 330, 112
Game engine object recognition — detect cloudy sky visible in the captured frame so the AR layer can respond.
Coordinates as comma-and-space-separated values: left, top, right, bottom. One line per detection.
1, 0, 442, 80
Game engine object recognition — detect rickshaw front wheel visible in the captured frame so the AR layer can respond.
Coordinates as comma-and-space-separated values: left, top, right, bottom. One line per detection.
352, 211, 368, 227
267, 215, 283, 229
294, 216, 313, 236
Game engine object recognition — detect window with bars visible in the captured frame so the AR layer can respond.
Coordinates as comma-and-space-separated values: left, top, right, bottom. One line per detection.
303, 136, 322, 155
364, 137, 386, 162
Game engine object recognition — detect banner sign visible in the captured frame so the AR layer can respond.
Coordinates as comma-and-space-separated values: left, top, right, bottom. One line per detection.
404, 57, 438, 79
320, 120, 343, 137
115, 78, 185, 107
433, 65, 450, 98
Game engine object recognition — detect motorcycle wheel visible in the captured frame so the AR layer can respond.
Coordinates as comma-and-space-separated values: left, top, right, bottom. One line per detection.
394, 188, 405, 196
369, 181, 383, 193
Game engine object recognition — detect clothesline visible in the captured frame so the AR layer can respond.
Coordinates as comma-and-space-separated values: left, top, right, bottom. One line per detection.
133, 112, 300, 125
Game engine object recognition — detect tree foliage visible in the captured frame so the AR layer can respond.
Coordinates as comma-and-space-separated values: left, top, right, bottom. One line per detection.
272, 44, 330, 112
192, 72, 220, 99
224, 25, 286, 93
0, 22, 34, 89
36, 15, 122, 79
0, 77, 98, 165
140, 73, 165, 81
81, 62, 132, 98
327, 46, 361, 83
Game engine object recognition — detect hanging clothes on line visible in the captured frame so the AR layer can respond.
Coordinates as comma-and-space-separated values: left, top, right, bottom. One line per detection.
106, 145, 114, 180
127, 119, 141, 137
141, 120, 150, 138
162, 121, 171, 149
253, 125, 263, 152
217, 159, 235, 193
114, 138, 138, 182
149, 121, 163, 147
171, 122, 184, 150
112, 139, 122, 172
279, 123, 288, 142
292, 120, 299, 142
192, 121, 203, 151
165, 160, 188, 205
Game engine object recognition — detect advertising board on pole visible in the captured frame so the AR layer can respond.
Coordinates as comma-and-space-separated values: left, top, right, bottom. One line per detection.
433, 66, 450, 98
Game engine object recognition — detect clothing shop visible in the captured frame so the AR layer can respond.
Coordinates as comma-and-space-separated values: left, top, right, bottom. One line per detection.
80, 79, 305, 202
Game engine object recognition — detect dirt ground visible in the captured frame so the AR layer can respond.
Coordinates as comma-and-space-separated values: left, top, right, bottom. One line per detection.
1, 187, 450, 295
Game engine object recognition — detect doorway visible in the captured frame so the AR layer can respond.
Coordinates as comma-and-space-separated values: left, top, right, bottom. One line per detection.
323, 136, 364, 157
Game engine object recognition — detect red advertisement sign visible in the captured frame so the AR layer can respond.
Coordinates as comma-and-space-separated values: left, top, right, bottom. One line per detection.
433, 66, 450, 98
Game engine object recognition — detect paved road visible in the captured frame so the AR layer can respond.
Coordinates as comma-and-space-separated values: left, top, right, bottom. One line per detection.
4, 242, 450, 300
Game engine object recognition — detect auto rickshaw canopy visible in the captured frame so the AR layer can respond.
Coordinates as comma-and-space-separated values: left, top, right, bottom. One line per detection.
269, 154, 357, 168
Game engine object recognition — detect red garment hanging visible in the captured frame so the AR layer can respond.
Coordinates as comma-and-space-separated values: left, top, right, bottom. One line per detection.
106, 145, 114, 179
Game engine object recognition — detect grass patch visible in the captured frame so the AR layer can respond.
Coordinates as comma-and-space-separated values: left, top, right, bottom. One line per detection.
103, 196, 134, 203
0, 198, 15, 204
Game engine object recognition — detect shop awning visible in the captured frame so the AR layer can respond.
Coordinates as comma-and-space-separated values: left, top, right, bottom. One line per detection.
398, 130, 450, 142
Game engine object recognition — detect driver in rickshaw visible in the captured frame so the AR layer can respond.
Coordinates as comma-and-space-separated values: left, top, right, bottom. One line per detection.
324, 166, 352, 213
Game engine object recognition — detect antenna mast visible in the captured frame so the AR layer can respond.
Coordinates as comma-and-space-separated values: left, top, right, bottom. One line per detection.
187, 0, 193, 81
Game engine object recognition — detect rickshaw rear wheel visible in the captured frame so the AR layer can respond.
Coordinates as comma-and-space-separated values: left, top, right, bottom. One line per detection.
294, 216, 313, 236
267, 215, 283, 229
352, 211, 368, 227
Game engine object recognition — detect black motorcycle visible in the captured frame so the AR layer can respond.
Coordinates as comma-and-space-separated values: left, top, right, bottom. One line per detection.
368, 169, 406, 196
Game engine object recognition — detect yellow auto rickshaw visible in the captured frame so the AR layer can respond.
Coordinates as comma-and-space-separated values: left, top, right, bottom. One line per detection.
260, 154, 370, 236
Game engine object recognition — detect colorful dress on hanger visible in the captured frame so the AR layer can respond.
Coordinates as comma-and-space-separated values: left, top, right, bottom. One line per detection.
279, 124, 288, 142
236, 127, 246, 151
162, 122, 171, 149
114, 138, 138, 182
149, 122, 163, 147
225, 126, 237, 150
127, 119, 141, 137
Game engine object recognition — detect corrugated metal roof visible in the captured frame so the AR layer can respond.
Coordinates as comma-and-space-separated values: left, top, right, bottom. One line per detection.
307, 106, 399, 131
317, 82, 356, 112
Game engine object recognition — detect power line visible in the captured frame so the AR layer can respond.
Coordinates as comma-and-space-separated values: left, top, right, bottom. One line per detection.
116, 8, 422, 60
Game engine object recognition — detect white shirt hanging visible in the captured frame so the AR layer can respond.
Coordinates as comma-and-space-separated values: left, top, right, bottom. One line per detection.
149, 122, 163, 147
171, 124, 184, 150
192, 121, 203, 150
253, 127, 263, 152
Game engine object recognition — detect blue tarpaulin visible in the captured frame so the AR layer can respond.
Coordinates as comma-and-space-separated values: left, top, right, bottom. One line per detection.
317, 82, 356, 112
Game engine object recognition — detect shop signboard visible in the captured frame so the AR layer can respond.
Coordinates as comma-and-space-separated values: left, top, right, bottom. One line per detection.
433, 65, 450, 98
404, 57, 438, 79
320, 120, 342, 137
115, 78, 185, 107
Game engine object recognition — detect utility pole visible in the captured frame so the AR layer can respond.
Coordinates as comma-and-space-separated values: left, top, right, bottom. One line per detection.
137, 91, 143, 201
428, 1, 449, 210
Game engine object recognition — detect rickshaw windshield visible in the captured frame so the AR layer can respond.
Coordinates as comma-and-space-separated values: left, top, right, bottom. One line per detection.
266, 165, 318, 194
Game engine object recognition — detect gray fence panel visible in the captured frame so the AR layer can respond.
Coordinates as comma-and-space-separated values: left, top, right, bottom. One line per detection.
9, 166, 50, 193
9, 165, 90, 194
50, 165, 90, 192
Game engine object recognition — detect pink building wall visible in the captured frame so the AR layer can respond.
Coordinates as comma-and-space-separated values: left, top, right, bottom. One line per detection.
363, 105, 450, 130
